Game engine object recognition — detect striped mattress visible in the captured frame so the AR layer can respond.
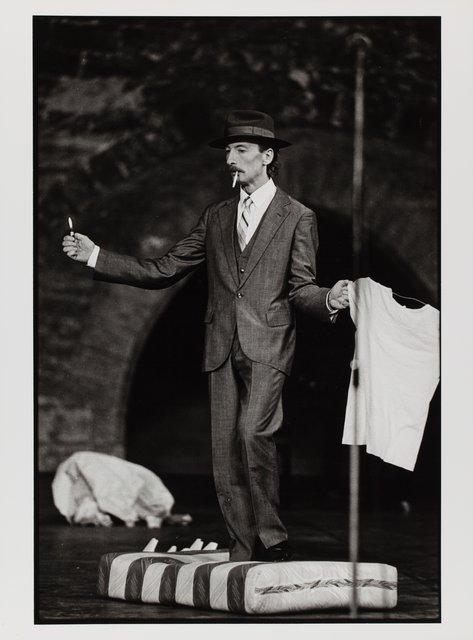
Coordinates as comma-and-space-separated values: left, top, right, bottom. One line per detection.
97, 550, 397, 614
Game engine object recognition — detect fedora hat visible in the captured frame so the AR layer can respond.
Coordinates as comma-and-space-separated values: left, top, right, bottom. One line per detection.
209, 110, 291, 149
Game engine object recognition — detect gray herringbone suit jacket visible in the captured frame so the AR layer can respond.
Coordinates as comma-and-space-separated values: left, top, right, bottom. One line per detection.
93, 187, 333, 374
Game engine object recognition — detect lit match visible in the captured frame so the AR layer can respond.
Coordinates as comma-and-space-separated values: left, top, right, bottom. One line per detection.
68, 217, 74, 237
232, 172, 238, 188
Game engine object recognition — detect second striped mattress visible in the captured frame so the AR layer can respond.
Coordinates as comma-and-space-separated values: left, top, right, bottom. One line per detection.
97, 550, 397, 614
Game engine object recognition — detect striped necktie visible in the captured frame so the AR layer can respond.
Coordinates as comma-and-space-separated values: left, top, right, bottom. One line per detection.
236, 196, 254, 251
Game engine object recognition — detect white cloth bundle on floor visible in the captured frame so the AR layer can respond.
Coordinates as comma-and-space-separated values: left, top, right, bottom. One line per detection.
52, 451, 174, 526
343, 278, 440, 471
97, 550, 397, 614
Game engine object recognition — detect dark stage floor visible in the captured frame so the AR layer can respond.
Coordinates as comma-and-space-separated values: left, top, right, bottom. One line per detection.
36, 501, 440, 623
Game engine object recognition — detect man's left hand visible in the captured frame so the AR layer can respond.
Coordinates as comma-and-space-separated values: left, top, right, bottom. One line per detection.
328, 279, 351, 310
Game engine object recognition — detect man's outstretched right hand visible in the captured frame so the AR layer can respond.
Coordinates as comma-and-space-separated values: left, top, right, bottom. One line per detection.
62, 233, 95, 263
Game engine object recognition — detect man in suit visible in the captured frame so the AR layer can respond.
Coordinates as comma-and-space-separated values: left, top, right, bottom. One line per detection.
63, 110, 349, 561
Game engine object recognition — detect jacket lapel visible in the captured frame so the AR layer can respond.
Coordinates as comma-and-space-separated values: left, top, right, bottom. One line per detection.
217, 197, 239, 287
238, 188, 291, 288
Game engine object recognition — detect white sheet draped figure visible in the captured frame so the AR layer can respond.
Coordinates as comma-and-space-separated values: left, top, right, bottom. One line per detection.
52, 451, 175, 526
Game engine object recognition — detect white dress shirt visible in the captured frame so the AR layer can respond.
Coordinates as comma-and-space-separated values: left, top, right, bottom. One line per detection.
237, 177, 277, 246
87, 244, 100, 268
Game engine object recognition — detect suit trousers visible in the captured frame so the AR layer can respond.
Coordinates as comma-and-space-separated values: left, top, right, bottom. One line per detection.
209, 331, 288, 561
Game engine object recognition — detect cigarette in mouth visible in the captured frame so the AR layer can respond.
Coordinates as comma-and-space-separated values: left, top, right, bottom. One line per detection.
232, 172, 238, 188
68, 216, 74, 237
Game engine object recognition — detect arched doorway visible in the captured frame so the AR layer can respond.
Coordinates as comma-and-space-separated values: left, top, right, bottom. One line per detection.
125, 266, 211, 476
125, 205, 439, 507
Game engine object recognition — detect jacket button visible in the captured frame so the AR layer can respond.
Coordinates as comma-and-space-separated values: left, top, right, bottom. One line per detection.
237, 292, 243, 298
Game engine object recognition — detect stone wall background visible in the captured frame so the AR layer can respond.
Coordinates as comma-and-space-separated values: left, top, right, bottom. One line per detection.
36, 17, 439, 477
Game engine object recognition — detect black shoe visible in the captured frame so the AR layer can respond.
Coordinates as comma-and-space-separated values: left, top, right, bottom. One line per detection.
252, 540, 295, 562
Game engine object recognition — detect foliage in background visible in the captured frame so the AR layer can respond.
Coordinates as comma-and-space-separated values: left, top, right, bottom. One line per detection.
36, 17, 438, 149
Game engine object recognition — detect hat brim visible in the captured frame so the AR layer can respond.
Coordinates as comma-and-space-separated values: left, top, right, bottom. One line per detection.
208, 134, 291, 149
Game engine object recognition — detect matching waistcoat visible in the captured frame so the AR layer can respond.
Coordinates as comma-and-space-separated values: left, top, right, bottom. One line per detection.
234, 208, 267, 282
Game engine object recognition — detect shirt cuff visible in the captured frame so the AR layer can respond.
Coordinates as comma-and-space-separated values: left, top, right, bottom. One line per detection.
87, 245, 100, 268
326, 290, 338, 315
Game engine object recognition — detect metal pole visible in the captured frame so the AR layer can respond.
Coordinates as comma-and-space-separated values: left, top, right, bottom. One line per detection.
347, 32, 371, 619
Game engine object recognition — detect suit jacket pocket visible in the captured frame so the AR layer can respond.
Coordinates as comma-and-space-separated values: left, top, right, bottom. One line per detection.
204, 307, 214, 323
266, 302, 293, 327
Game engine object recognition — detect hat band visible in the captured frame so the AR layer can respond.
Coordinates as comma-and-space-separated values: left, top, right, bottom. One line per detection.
226, 125, 275, 139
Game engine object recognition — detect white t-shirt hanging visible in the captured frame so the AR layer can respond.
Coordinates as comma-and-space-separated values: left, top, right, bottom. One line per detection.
342, 277, 439, 471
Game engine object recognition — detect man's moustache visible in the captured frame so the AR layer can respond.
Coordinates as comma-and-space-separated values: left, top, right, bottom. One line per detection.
218, 167, 243, 175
